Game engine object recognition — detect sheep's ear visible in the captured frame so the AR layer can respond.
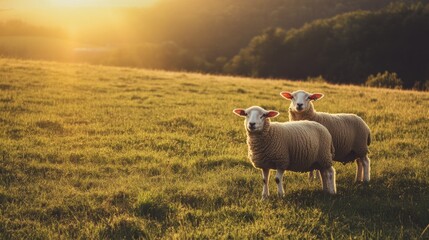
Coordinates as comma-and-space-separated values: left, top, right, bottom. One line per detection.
309, 93, 324, 101
280, 91, 294, 100
233, 109, 247, 117
264, 111, 279, 118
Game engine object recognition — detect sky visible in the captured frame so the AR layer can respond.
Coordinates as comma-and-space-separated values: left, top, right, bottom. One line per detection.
0, 0, 160, 43
0, 0, 158, 8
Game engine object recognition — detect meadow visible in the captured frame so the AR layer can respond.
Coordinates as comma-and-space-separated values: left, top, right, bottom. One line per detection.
0, 58, 428, 239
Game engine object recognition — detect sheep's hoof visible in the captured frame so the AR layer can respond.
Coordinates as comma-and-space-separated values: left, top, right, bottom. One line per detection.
354, 180, 370, 186
324, 190, 336, 195
261, 195, 269, 200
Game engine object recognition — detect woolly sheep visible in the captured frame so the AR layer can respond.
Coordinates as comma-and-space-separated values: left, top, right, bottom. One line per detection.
233, 106, 337, 198
280, 90, 371, 182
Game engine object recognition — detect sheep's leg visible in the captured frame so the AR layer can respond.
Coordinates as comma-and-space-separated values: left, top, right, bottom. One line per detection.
275, 169, 285, 197
316, 170, 322, 180
261, 168, 270, 199
308, 170, 315, 180
327, 166, 337, 194
309, 170, 321, 181
355, 159, 364, 182
361, 156, 371, 182
321, 167, 337, 194
320, 170, 328, 192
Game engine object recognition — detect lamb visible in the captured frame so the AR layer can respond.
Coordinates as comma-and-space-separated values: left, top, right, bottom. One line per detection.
280, 90, 371, 182
233, 106, 337, 198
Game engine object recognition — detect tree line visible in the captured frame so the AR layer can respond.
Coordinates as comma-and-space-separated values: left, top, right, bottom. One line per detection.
224, 3, 429, 89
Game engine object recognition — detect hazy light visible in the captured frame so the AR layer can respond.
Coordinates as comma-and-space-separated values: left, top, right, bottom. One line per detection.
48, 0, 157, 7
1, 0, 157, 8
73, 47, 113, 53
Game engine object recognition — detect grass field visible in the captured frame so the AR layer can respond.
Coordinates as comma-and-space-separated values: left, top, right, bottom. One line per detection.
0, 58, 428, 239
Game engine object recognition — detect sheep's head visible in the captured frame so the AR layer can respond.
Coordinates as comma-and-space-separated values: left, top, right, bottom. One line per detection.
280, 90, 323, 112
233, 106, 279, 133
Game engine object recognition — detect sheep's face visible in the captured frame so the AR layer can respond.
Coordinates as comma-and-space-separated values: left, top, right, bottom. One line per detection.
280, 90, 324, 112
233, 106, 279, 133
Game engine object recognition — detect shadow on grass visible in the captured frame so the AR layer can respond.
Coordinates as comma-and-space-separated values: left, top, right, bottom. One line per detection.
135, 193, 176, 221
281, 172, 429, 236
99, 215, 150, 240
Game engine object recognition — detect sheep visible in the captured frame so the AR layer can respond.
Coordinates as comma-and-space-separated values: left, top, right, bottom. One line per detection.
233, 106, 337, 198
280, 90, 371, 182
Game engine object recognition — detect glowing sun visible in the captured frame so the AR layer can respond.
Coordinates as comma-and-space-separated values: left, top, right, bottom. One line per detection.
48, 0, 156, 8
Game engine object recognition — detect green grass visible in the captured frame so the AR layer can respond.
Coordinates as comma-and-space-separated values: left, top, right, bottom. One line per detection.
0, 58, 428, 239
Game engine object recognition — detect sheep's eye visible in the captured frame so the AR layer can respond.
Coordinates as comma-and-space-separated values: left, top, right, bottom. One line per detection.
261, 114, 266, 119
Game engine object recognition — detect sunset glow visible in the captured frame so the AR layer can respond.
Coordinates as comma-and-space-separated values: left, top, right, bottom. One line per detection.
47, 0, 157, 7
1, 0, 157, 8
0, 0, 159, 44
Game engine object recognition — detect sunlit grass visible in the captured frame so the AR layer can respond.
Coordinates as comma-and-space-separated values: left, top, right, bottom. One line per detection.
0, 58, 428, 239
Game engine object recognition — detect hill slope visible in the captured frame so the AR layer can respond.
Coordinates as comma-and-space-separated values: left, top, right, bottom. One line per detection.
0, 58, 428, 239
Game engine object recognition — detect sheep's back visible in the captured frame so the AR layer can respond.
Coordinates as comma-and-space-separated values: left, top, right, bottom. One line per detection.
269, 121, 333, 172
316, 113, 370, 162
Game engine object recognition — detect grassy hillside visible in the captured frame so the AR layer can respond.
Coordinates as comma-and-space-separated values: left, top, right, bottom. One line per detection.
0, 58, 428, 239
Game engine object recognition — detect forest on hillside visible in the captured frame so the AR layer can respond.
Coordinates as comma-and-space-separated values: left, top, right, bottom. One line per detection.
225, 3, 429, 89
0, 0, 428, 89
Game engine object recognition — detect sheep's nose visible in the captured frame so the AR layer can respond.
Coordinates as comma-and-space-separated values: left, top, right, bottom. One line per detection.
249, 122, 256, 127
297, 103, 303, 108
